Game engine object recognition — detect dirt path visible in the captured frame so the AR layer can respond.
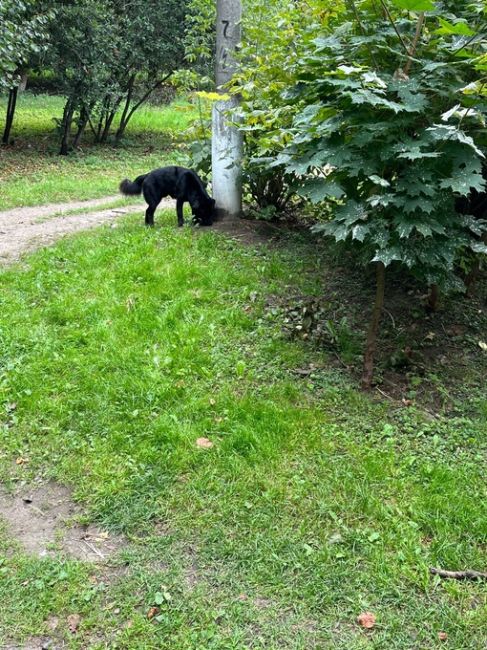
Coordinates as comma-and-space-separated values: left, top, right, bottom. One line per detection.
0, 194, 279, 267
0, 195, 173, 265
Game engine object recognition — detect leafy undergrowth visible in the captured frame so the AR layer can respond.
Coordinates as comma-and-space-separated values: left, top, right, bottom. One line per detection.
0, 211, 486, 648
265, 240, 487, 416
0, 93, 198, 209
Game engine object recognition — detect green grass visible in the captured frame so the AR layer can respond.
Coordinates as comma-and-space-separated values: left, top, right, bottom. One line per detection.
0, 211, 486, 648
0, 93, 199, 209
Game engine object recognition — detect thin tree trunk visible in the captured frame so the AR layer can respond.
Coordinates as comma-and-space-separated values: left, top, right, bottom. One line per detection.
100, 109, 117, 143
72, 107, 88, 148
19, 72, 28, 92
115, 73, 173, 142
94, 97, 110, 143
428, 283, 439, 311
361, 262, 386, 390
95, 112, 104, 142
59, 100, 74, 156
464, 233, 487, 297
82, 103, 97, 139
465, 262, 480, 298
2, 87, 18, 145
115, 75, 136, 143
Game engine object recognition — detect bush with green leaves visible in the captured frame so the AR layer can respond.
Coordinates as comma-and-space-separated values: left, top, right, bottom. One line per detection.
235, 0, 487, 386
0, 0, 53, 144
0, 0, 51, 91
47, 0, 190, 153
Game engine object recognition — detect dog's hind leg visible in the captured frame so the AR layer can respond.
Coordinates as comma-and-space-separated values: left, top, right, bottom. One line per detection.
176, 198, 185, 227
145, 205, 156, 227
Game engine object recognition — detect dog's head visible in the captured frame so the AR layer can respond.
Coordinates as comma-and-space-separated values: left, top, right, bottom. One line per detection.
192, 197, 216, 226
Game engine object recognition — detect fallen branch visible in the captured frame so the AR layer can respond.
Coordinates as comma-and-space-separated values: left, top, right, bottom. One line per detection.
82, 538, 105, 560
430, 567, 487, 581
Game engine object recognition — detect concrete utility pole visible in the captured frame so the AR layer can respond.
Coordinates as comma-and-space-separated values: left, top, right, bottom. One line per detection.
212, 0, 243, 220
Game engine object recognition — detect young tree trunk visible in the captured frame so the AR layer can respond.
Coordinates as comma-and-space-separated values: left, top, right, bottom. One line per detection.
361, 262, 386, 390
114, 75, 136, 143
465, 262, 480, 298
95, 111, 105, 143
19, 72, 28, 92
464, 233, 487, 297
72, 107, 88, 149
114, 73, 173, 143
99, 109, 117, 143
427, 283, 439, 311
2, 87, 18, 145
59, 100, 74, 156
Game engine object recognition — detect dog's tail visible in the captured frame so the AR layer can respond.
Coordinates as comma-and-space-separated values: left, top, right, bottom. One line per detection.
119, 173, 148, 196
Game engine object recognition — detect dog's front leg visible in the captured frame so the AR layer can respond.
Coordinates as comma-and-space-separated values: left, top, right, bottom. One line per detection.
176, 198, 184, 227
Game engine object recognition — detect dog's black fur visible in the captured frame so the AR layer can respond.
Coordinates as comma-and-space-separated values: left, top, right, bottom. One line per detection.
120, 166, 216, 227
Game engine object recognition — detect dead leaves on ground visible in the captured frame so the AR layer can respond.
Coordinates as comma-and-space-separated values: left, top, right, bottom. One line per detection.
67, 613, 81, 634
357, 611, 376, 629
196, 437, 213, 449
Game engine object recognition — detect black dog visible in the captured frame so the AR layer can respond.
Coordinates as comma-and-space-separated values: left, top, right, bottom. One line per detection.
120, 166, 216, 227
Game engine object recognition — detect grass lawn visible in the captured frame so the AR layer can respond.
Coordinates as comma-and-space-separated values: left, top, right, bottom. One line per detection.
0, 93, 199, 209
0, 211, 486, 649
0, 91, 486, 649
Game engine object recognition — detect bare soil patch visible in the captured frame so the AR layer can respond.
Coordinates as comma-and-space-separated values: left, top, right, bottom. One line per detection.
0, 482, 124, 562
0, 196, 173, 265
0, 197, 274, 266
2, 637, 64, 650
211, 216, 284, 246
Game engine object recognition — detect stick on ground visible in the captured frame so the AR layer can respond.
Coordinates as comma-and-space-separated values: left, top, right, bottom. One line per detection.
430, 567, 487, 581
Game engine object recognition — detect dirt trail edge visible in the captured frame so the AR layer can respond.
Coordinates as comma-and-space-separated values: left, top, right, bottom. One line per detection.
0, 195, 174, 265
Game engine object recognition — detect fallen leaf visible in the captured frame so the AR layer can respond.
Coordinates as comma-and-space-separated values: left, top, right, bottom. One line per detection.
294, 367, 313, 377
147, 606, 159, 620
328, 532, 343, 545
196, 437, 213, 449
478, 341, 487, 352
209, 398, 216, 406
154, 592, 164, 605
357, 611, 376, 629
67, 613, 81, 634
438, 631, 448, 641
15, 457, 27, 465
